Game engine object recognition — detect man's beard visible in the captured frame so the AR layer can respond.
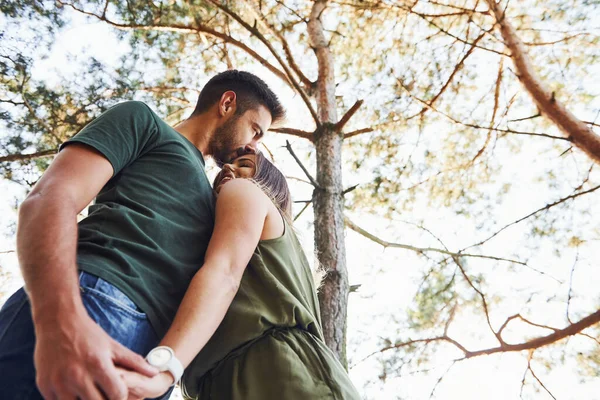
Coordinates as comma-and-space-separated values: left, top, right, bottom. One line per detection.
209, 115, 241, 166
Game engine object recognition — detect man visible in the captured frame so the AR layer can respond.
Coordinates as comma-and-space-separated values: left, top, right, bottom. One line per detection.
0, 70, 285, 400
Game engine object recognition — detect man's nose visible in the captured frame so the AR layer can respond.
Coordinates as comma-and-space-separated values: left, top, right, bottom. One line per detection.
236, 144, 256, 157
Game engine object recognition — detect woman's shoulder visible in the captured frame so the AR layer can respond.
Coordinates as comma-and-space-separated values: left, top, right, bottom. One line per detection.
216, 178, 273, 217
218, 179, 285, 240
217, 178, 267, 202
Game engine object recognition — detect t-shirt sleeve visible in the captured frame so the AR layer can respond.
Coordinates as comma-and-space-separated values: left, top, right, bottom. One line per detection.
59, 101, 159, 176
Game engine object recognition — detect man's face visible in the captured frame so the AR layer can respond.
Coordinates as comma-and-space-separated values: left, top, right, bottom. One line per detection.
210, 104, 272, 166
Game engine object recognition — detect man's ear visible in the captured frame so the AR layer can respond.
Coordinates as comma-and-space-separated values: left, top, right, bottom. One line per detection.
219, 91, 237, 117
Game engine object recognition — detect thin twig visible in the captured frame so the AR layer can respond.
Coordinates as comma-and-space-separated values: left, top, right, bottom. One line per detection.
465, 183, 600, 250
284, 140, 319, 188
529, 363, 557, 399
428, 360, 457, 400
345, 216, 527, 265
294, 201, 312, 221
566, 251, 579, 324
397, 79, 571, 142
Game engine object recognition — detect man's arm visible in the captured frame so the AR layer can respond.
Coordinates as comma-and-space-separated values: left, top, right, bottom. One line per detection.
17, 144, 156, 400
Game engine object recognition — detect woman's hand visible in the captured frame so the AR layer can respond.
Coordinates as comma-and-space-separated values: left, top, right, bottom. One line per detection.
117, 367, 174, 400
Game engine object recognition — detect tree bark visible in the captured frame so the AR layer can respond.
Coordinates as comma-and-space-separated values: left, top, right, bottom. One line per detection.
308, 0, 349, 367
486, 0, 600, 163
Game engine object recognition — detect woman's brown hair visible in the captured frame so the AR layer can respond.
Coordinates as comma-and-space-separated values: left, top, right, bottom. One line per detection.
250, 152, 292, 219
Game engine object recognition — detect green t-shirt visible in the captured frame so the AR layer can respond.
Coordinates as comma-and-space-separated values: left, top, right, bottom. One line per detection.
60, 101, 215, 337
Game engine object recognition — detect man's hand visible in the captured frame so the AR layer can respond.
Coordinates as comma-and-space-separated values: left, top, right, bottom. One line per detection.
34, 309, 158, 400
118, 368, 174, 400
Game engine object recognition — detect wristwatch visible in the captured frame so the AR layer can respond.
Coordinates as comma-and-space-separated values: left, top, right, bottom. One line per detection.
145, 346, 184, 386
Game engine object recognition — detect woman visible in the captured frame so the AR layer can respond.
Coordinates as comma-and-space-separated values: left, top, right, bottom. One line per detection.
122, 152, 360, 399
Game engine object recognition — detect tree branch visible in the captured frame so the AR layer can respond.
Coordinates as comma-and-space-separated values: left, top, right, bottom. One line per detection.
403, 5, 509, 56
361, 309, 600, 366
397, 80, 573, 142
410, 30, 487, 119
344, 127, 374, 139
496, 314, 560, 347
343, 117, 404, 140
463, 308, 600, 358
486, 0, 600, 163
241, 0, 313, 89
470, 58, 504, 165
271, 127, 314, 140
0, 149, 57, 163
452, 254, 497, 337
353, 335, 469, 368
57, 0, 292, 88
308, 0, 338, 124
207, 0, 320, 125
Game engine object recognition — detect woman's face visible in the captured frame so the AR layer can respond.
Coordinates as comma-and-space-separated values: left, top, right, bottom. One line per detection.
214, 153, 257, 194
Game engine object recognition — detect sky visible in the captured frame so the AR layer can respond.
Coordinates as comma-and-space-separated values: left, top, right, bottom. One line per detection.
1, 5, 599, 400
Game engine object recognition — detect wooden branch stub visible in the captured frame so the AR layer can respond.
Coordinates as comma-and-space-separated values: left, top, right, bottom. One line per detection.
271, 127, 314, 141
341, 184, 359, 196
349, 284, 361, 293
335, 99, 363, 132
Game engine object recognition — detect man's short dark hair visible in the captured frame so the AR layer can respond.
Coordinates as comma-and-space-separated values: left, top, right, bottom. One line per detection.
192, 70, 285, 123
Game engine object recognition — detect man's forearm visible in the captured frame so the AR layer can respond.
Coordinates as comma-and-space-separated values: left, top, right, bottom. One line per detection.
17, 193, 84, 326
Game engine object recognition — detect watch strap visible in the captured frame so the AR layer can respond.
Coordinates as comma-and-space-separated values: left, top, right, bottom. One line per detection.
165, 352, 184, 386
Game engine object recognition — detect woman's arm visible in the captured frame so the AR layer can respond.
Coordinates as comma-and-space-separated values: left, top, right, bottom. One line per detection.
121, 179, 280, 398
163, 179, 269, 367
120, 178, 273, 398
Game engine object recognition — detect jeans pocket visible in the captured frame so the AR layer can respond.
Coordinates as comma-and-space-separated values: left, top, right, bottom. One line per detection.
79, 272, 146, 319
78, 272, 158, 355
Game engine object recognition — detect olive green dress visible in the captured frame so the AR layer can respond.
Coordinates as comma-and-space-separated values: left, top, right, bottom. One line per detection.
181, 218, 361, 400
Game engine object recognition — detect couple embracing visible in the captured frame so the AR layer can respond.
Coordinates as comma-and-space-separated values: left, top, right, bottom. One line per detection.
0, 70, 360, 400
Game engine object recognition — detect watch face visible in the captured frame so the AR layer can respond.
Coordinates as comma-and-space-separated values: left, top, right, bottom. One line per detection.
148, 348, 172, 367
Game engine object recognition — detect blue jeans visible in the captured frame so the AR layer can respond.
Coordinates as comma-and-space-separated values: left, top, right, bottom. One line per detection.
0, 271, 173, 400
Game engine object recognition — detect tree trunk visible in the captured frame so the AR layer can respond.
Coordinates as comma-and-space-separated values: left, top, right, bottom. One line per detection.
486, 0, 600, 163
308, 0, 349, 367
